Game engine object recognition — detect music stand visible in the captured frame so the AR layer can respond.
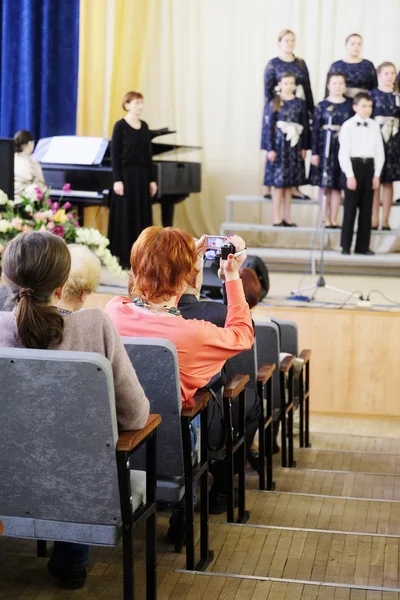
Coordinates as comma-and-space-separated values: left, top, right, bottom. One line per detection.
291, 107, 355, 301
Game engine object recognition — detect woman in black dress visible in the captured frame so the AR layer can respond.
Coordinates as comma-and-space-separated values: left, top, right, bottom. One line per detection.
109, 91, 157, 268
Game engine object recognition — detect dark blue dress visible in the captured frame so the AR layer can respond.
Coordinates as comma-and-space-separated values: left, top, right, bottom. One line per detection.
309, 98, 353, 189
370, 88, 400, 183
261, 57, 314, 150
264, 97, 309, 188
327, 59, 377, 97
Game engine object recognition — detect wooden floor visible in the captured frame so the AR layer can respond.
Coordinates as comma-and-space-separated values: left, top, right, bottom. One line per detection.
2, 415, 400, 599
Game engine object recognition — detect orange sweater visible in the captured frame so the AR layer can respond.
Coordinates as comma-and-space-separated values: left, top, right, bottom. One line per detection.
105, 279, 254, 406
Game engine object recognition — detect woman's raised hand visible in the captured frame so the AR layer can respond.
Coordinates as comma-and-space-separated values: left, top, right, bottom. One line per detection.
195, 235, 208, 257
219, 235, 247, 282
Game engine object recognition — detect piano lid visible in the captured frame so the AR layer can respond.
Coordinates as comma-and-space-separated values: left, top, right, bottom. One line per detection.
149, 127, 201, 156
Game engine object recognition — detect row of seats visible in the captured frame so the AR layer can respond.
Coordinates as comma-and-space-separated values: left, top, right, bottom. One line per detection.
0, 318, 311, 600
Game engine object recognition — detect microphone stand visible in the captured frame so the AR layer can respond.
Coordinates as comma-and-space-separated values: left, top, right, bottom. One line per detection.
292, 105, 356, 301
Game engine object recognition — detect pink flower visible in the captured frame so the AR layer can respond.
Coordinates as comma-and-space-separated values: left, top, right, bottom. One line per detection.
33, 212, 44, 223
11, 217, 23, 231
63, 201, 72, 210
67, 213, 74, 220
47, 221, 55, 231
46, 198, 52, 205
62, 183, 71, 192
51, 202, 59, 213
35, 187, 44, 200
73, 221, 79, 227
52, 225, 65, 238
22, 225, 33, 232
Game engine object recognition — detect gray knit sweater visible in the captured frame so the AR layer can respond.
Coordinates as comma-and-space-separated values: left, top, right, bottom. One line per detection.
0, 308, 149, 431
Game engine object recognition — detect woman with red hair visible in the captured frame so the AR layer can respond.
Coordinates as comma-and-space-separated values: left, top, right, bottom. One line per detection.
106, 226, 254, 540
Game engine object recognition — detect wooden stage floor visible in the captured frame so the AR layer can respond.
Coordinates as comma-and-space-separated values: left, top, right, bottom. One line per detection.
2, 415, 400, 600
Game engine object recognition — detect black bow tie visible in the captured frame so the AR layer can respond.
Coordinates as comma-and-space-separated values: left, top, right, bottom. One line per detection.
357, 121, 368, 127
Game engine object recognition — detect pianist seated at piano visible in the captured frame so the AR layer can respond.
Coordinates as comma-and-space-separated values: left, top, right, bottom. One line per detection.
109, 91, 158, 269
14, 130, 47, 200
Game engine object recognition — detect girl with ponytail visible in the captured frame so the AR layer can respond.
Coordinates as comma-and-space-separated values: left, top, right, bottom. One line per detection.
0, 231, 149, 589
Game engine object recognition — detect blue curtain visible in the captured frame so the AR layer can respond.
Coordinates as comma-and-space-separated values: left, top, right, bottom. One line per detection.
0, 0, 79, 140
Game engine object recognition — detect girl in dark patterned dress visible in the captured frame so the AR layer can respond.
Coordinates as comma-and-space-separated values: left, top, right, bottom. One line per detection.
261, 29, 314, 199
310, 73, 353, 227
371, 62, 400, 230
264, 73, 309, 226
327, 33, 377, 99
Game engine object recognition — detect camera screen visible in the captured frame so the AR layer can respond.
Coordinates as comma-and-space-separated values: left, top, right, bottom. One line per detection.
207, 236, 226, 249
204, 249, 219, 261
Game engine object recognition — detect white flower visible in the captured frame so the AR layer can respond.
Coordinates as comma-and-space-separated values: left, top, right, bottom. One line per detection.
0, 190, 8, 206
7, 200, 15, 209
25, 204, 33, 214
75, 227, 127, 280
23, 184, 40, 202
14, 196, 23, 205
0, 219, 11, 233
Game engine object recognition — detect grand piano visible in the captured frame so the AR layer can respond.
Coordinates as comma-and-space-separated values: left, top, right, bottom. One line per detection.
33, 130, 201, 226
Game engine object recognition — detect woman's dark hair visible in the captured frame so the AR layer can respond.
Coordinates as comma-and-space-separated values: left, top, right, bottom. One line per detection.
13, 130, 34, 153
273, 72, 296, 112
2, 231, 71, 349
240, 268, 262, 310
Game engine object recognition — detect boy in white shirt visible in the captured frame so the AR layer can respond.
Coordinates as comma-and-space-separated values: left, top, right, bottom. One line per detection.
338, 93, 385, 255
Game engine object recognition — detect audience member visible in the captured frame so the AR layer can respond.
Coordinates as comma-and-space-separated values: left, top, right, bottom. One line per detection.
105, 226, 254, 539
58, 244, 101, 312
14, 130, 47, 199
0, 231, 149, 590
178, 265, 261, 507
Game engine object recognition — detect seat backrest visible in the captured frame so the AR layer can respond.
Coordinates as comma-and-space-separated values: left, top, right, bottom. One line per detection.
123, 338, 184, 478
254, 321, 281, 409
0, 348, 121, 526
225, 342, 258, 392
271, 318, 298, 355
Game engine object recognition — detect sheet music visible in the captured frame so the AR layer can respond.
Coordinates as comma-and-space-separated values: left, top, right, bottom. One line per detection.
40, 137, 106, 165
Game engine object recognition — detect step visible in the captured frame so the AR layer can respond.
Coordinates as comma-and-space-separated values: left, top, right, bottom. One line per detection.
281, 448, 400, 476
267, 467, 400, 501
221, 222, 400, 235
241, 489, 400, 536
310, 432, 400, 455
226, 194, 400, 207
205, 523, 400, 588
226, 194, 320, 205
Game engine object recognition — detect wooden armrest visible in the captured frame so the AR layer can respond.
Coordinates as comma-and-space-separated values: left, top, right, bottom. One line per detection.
223, 374, 250, 399
181, 389, 210, 418
116, 414, 162, 452
280, 354, 296, 373
257, 363, 275, 384
299, 349, 311, 364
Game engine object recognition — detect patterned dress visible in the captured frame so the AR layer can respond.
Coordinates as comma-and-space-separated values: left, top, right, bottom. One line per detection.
327, 59, 377, 98
309, 98, 353, 189
261, 57, 314, 150
264, 97, 309, 188
370, 88, 400, 183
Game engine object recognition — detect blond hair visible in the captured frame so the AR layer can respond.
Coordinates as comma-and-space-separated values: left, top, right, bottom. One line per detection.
62, 244, 101, 301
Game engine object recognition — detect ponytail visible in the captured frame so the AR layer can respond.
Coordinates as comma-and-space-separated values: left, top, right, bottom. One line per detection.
2, 231, 71, 349
15, 295, 65, 349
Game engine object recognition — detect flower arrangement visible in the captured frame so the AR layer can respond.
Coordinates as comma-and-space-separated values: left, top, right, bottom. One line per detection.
0, 185, 127, 280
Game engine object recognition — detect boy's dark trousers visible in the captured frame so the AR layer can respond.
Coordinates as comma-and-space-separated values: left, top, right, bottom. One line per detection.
341, 158, 374, 253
